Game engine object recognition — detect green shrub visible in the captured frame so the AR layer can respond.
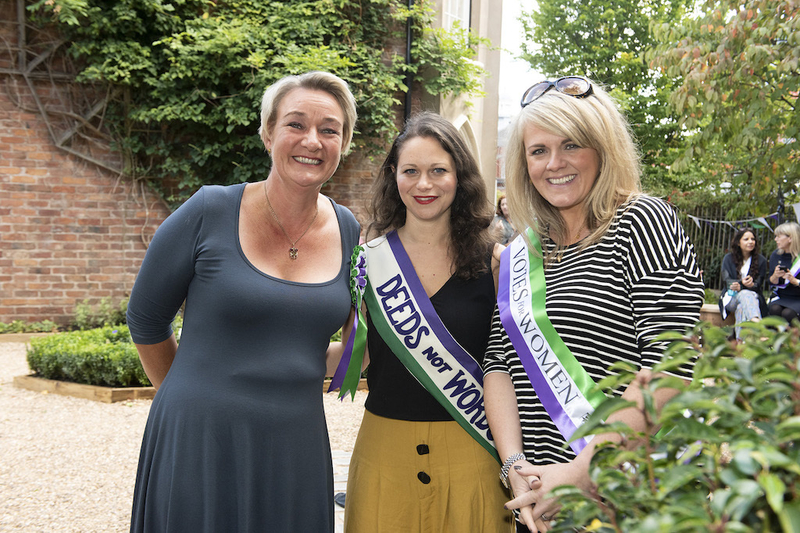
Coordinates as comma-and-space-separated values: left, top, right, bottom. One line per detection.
72, 297, 129, 330
703, 288, 718, 305
551, 318, 800, 532
27, 325, 151, 387
0, 320, 59, 334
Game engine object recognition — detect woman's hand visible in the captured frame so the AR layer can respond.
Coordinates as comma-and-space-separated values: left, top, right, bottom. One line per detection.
741, 275, 754, 289
506, 460, 538, 530
771, 265, 786, 284
505, 460, 591, 532
730, 281, 742, 291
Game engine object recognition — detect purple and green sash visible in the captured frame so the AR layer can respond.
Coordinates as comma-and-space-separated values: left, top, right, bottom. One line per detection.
328, 245, 368, 400
497, 231, 606, 455
363, 231, 498, 461
776, 255, 800, 289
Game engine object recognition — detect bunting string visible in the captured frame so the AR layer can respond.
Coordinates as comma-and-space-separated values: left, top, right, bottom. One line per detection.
684, 203, 800, 231
685, 212, 779, 231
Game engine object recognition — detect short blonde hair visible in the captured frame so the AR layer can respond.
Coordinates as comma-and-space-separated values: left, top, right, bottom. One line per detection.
505, 79, 641, 257
774, 221, 800, 256
258, 71, 357, 156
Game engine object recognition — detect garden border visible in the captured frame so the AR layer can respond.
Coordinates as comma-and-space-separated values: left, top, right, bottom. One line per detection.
13, 374, 156, 403
13, 374, 369, 403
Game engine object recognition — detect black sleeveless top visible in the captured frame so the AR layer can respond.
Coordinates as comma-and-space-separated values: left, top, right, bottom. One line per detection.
364, 252, 496, 421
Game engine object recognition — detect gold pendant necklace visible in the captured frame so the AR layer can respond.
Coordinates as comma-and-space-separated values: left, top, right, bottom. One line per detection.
263, 181, 318, 260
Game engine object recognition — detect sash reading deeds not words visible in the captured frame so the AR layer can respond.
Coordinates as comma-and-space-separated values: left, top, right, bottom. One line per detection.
364, 231, 499, 462
497, 231, 606, 455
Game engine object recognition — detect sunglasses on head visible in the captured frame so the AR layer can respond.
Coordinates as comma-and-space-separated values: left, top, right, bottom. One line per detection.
520, 76, 593, 108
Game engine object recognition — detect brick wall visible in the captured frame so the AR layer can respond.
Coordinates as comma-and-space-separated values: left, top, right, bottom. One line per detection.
0, 79, 388, 326
0, 0, 404, 326
326, 150, 382, 229
0, 79, 172, 325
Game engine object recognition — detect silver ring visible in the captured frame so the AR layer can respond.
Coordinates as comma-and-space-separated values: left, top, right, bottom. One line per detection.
541, 514, 551, 521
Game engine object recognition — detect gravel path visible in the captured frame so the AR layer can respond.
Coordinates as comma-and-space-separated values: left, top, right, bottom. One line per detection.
0, 337, 366, 532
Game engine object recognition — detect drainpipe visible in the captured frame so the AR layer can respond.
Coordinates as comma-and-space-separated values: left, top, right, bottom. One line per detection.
17, 0, 26, 70
404, 0, 414, 121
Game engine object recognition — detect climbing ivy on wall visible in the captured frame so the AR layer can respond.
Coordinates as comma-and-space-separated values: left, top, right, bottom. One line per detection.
28, 0, 488, 203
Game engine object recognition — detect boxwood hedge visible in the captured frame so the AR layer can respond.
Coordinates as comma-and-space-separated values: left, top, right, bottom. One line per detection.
26, 325, 151, 388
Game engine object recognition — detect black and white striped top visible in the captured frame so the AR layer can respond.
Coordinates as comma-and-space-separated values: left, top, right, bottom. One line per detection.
484, 195, 705, 465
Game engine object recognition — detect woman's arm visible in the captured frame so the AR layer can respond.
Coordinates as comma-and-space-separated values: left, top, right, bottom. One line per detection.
746, 254, 768, 292
720, 254, 739, 290
768, 253, 788, 287
484, 371, 539, 529
491, 242, 505, 296
135, 334, 178, 390
508, 369, 682, 532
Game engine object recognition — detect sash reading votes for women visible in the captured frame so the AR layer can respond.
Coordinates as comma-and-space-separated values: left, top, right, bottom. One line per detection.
361, 231, 499, 461
497, 231, 606, 455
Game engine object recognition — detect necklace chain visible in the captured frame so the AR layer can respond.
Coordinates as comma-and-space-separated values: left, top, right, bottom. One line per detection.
263, 181, 318, 260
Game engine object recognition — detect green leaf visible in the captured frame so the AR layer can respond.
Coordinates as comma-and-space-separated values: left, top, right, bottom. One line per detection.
758, 472, 786, 514
777, 501, 800, 533
776, 416, 800, 443
569, 398, 638, 442
658, 464, 699, 493
731, 449, 760, 476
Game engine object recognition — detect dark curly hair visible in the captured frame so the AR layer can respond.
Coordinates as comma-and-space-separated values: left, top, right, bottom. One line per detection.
731, 227, 762, 278
366, 112, 493, 279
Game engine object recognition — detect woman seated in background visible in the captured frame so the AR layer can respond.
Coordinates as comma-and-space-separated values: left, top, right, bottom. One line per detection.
768, 221, 800, 324
719, 227, 767, 338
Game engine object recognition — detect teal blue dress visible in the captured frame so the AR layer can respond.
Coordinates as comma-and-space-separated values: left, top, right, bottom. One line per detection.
127, 184, 360, 532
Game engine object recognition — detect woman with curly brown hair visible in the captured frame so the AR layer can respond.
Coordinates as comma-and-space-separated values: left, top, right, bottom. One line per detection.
719, 227, 767, 338
342, 112, 513, 532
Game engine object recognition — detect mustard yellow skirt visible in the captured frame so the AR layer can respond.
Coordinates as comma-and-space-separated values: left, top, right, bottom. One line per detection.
344, 411, 514, 533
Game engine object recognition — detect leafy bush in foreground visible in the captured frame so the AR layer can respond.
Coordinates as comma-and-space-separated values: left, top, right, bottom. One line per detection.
27, 325, 150, 387
551, 318, 800, 532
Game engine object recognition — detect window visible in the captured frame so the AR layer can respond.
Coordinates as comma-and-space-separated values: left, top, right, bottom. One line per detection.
442, 0, 470, 31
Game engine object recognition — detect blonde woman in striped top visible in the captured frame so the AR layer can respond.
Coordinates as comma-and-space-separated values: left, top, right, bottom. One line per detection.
483, 77, 704, 532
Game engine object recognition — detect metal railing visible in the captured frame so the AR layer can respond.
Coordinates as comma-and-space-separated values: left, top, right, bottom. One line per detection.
678, 206, 779, 292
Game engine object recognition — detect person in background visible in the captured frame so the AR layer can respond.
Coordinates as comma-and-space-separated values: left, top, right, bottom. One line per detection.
126, 71, 360, 532
719, 227, 767, 338
483, 76, 704, 532
493, 195, 516, 244
342, 112, 513, 532
768, 221, 800, 323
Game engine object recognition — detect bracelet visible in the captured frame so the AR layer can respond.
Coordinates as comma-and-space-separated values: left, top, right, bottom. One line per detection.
499, 452, 526, 489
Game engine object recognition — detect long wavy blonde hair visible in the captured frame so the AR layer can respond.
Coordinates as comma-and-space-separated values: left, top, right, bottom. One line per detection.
505, 79, 641, 261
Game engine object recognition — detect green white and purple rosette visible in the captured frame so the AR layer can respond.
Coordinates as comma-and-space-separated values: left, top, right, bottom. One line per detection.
328, 245, 368, 400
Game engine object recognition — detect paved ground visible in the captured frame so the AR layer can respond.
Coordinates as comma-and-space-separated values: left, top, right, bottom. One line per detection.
0, 335, 364, 532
